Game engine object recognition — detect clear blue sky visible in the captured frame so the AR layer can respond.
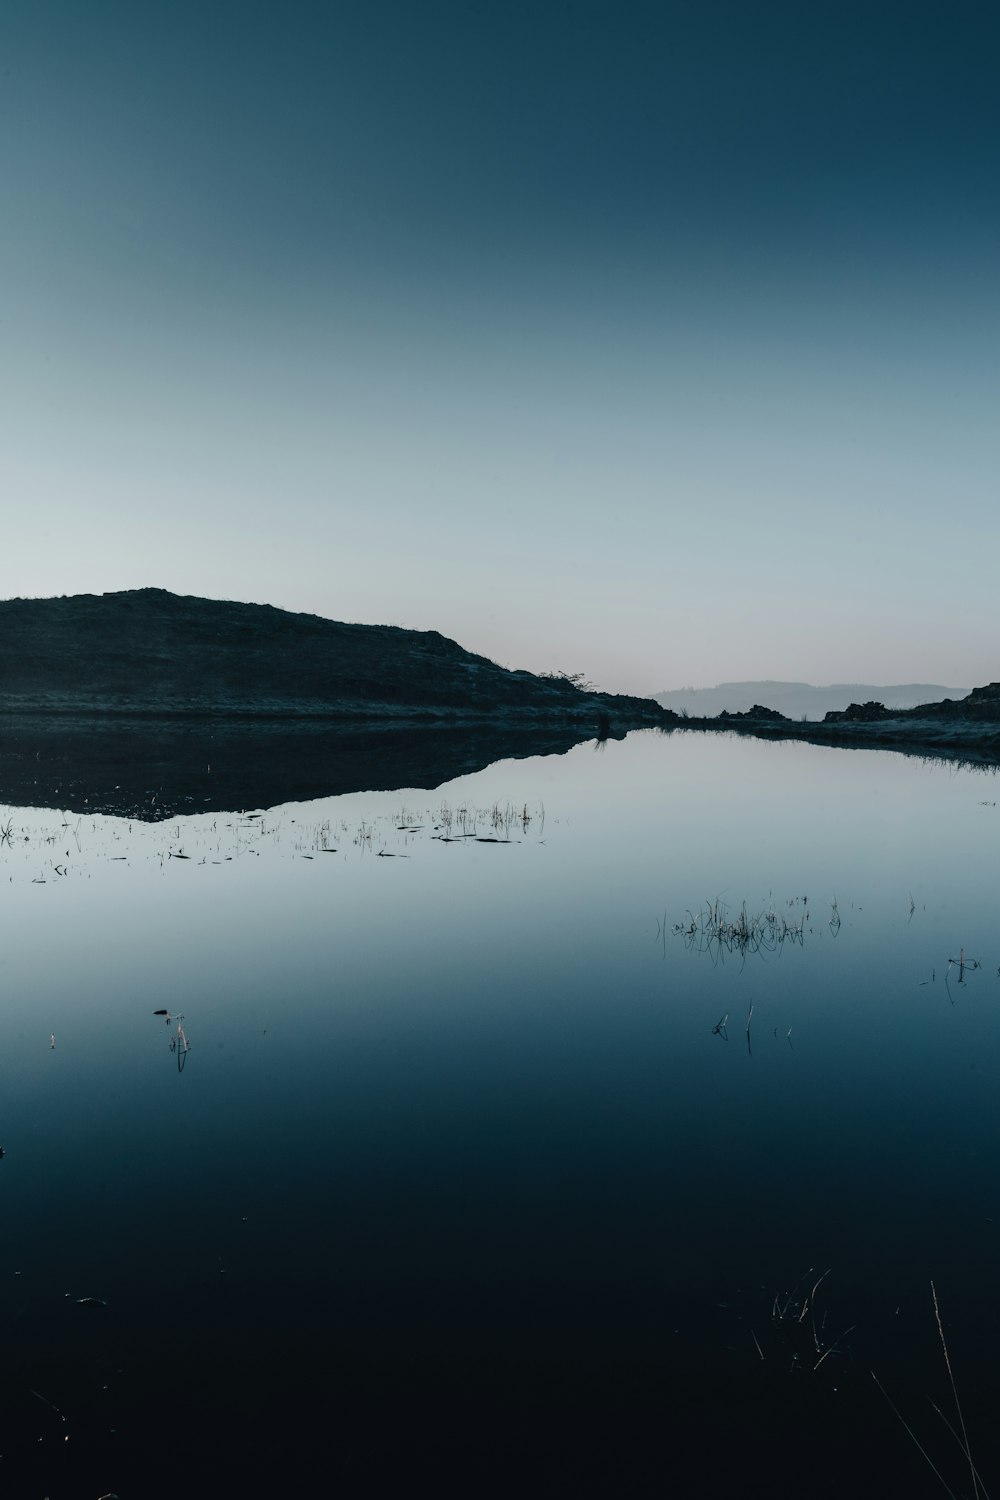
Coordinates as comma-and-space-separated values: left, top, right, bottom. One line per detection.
2, 1, 996, 693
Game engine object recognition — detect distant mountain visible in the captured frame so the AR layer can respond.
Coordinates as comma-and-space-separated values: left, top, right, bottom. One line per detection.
652, 681, 971, 721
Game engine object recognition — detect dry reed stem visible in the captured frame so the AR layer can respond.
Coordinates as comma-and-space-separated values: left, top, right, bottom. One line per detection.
800, 1268, 831, 1324
928, 1400, 993, 1500
871, 1372, 959, 1500
812, 1323, 855, 1371
931, 1281, 981, 1500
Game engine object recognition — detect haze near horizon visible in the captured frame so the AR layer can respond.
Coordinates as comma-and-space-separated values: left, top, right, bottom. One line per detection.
2, 2, 996, 694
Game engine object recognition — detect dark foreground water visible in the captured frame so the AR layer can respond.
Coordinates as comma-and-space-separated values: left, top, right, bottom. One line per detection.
1, 730, 998, 1496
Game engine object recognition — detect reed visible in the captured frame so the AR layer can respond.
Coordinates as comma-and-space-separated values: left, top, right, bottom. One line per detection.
674, 894, 810, 964
873, 1283, 990, 1500
932, 1281, 982, 1500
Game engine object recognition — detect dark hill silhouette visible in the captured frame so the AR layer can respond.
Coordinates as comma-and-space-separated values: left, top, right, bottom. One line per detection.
0, 588, 670, 724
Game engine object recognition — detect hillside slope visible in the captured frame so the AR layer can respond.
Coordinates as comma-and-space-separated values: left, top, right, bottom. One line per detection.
0, 588, 669, 726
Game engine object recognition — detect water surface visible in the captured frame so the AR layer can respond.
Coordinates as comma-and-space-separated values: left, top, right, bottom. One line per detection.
1, 731, 998, 1494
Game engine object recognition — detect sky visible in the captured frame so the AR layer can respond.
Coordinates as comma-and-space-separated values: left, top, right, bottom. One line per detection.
2, 0, 997, 695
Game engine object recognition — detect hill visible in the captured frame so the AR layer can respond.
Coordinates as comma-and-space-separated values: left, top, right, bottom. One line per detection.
0, 588, 669, 727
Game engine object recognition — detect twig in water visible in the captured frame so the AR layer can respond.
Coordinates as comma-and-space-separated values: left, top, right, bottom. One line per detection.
928, 1400, 993, 1500
746, 1003, 753, 1056
871, 1371, 959, 1500
947, 948, 982, 989
799, 1268, 831, 1324
932, 1281, 981, 1500
813, 1323, 855, 1371
774, 1267, 814, 1323
28, 1385, 71, 1445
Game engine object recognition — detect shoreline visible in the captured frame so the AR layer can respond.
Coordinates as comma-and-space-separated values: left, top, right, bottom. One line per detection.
679, 713, 1000, 765
1, 705, 998, 822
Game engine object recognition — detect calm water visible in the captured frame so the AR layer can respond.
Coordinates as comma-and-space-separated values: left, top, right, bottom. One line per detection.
1, 730, 998, 1495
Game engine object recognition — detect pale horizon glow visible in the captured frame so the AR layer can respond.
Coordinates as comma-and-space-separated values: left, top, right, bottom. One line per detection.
2, 2, 997, 696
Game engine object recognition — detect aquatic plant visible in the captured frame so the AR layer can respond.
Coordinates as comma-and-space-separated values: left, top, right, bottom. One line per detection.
672, 895, 810, 964
947, 948, 981, 985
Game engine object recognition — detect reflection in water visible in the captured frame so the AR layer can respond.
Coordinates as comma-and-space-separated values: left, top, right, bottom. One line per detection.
0, 716, 617, 821
168, 1020, 190, 1071
155, 1010, 191, 1071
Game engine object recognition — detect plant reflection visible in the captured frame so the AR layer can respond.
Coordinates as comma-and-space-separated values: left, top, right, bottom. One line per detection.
156, 1010, 191, 1072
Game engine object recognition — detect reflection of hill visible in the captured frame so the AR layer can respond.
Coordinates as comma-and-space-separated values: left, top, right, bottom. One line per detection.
0, 715, 630, 821
3, 709, 998, 822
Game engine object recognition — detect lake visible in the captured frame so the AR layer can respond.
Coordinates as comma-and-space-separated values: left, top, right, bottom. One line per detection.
1, 728, 998, 1496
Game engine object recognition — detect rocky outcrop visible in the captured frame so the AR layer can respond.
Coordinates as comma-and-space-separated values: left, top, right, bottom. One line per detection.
824, 685, 1000, 726
717, 704, 789, 723
823, 701, 892, 723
